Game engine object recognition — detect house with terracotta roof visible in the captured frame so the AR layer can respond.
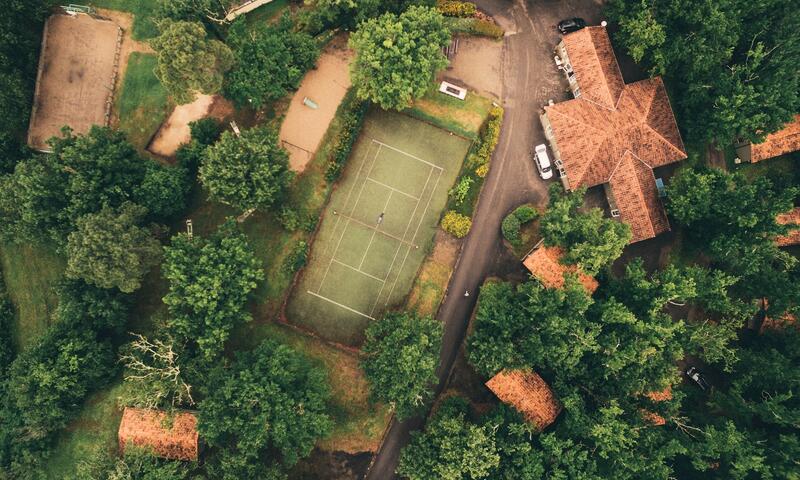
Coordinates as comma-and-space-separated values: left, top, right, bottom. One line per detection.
735, 115, 800, 163
541, 26, 687, 243
522, 243, 598, 293
118, 407, 199, 461
776, 207, 800, 247
485, 369, 562, 430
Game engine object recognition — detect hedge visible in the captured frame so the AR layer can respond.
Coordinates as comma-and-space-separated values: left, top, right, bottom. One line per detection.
437, 0, 477, 18
444, 17, 504, 40
326, 96, 369, 182
501, 204, 539, 246
441, 211, 472, 238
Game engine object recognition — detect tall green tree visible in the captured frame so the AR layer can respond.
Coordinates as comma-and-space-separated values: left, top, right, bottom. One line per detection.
607, 0, 800, 143
349, 6, 450, 110
397, 397, 499, 480
198, 340, 332, 479
162, 220, 263, 359
65, 203, 161, 293
540, 185, 631, 275
224, 15, 319, 109
150, 21, 233, 104
361, 312, 442, 419
200, 127, 292, 214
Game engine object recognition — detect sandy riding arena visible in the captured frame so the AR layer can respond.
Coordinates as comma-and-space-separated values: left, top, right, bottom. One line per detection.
279, 36, 353, 172
147, 94, 237, 158
27, 13, 122, 151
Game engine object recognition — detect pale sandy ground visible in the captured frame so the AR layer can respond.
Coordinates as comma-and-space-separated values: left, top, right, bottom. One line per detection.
279, 35, 353, 172
442, 35, 504, 100
28, 14, 120, 149
148, 95, 234, 157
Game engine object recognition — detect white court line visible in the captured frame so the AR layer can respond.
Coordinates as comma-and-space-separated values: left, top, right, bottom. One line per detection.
372, 139, 444, 171
332, 259, 385, 283
384, 167, 444, 306
307, 291, 375, 320
366, 177, 419, 200
321, 141, 375, 259
358, 190, 393, 270
370, 165, 435, 315
317, 144, 382, 292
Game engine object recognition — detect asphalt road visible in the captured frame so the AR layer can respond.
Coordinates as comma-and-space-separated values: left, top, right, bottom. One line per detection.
363, 1, 605, 478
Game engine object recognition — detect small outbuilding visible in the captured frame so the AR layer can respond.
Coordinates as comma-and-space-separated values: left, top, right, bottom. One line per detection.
118, 407, 199, 461
485, 369, 562, 431
735, 115, 800, 163
522, 244, 598, 293
776, 207, 800, 247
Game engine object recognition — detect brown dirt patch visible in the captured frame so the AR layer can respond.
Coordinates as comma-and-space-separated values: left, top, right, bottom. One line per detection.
443, 35, 504, 100
279, 35, 353, 172
28, 14, 122, 150
96, 8, 154, 129
406, 230, 460, 317
148, 94, 215, 157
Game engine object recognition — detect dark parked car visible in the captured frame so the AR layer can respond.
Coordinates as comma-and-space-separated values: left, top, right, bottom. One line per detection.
558, 18, 587, 34
685, 366, 711, 391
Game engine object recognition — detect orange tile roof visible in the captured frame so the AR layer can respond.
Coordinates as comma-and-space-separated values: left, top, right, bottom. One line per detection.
522, 245, 599, 293
118, 407, 199, 461
751, 115, 800, 162
547, 27, 686, 243
776, 207, 800, 247
485, 369, 562, 430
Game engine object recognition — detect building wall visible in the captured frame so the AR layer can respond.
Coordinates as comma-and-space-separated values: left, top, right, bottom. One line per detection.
540, 111, 570, 190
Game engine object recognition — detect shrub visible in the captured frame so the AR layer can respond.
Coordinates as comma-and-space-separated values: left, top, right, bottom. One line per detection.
467, 106, 504, 170
283, 241, 308, 275
512, 204, 538, 223
279, 206, 316, 232
441, 210, 472, 238
437, 0, 477, 18
189, 118, 222, 146
449, 176, 474, 206
326, 97, 369, 182
444, 17, 504, 39
475, 163, 489, 178
501, 213, 522, 245
0, 278, 14, 372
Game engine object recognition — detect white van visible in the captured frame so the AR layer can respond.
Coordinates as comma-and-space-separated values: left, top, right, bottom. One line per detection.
534, 144, 553, 180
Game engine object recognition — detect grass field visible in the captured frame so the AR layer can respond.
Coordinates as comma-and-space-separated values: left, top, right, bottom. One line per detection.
286, 110, 471, 346
244, 0, 290, 27
116, 52, 171, 152
0, 242, 65, 352
91, 0, 159, 39
405, 84, 494, 139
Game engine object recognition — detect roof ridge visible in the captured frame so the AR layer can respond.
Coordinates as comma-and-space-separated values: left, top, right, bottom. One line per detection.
584, 29, 616, 109
610, 153, 656, 239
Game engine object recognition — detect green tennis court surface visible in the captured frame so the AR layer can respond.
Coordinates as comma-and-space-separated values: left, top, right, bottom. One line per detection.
286, 109, 471, 346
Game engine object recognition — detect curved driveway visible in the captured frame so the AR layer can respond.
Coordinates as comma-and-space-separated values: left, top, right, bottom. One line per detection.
364, 1, 604, 478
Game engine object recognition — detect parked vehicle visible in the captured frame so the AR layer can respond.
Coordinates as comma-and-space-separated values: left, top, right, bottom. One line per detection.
558, 18, 587, 34
685, 366, 711, 391
534, 144, 553, 180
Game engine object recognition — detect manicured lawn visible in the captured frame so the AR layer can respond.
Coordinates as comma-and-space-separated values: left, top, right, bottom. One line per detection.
91, 0, 160, 39
405, 83, 494, 139
0, 242, 65, 352
116, 52, 171, 152
286, 109, 471, 346
43, 383, 127, 478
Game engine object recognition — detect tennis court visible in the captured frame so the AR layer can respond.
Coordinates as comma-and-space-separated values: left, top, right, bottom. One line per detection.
286, 110, 471, 346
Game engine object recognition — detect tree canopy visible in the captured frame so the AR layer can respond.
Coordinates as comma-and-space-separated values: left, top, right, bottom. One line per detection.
361, 312, 442, 419
224, 15, 319, 109
349, 6, 450, 110
198, 340, 332, 479
199, 127, 293, 213
607, 0, 800, 143
540, 185, 631, 275
65, 203, 161, 293
150, 21, 234, 104
162, 220, 263, 359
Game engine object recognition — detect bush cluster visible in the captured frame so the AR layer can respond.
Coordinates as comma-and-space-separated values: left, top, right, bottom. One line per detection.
0, 278, 14, 372
282, 241, 309, 275
326, 98, 369, 182
475, 163, 489, 178
441, 210, 472, 238
278, 206, 317, 233
501, 204, 539, 246
449, 176, 474, 206
444, 17, 504, 39
437, 0, 477, 18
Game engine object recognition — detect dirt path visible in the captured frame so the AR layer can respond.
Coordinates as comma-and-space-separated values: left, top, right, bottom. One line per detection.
442, 35, 504, 100
96, 8, 154, 129
279, 35, 352, 172
148, 94, 216, 156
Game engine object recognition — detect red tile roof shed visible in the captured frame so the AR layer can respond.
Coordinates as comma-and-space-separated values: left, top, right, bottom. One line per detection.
485, 369, 562, 430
